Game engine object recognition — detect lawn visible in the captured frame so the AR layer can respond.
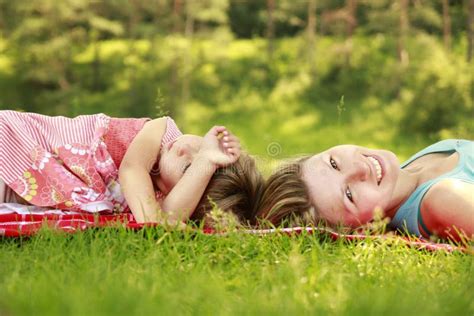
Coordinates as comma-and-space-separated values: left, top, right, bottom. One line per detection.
0, 227, 472, 315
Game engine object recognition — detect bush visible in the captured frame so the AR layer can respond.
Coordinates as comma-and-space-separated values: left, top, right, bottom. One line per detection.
398, 35, 473, 137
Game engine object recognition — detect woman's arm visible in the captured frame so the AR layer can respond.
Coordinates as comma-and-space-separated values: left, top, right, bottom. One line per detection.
420, 179, 474, 241
119, 118, 167, 223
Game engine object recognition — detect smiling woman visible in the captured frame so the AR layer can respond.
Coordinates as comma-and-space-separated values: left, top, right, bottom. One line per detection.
256, 140, 474, 241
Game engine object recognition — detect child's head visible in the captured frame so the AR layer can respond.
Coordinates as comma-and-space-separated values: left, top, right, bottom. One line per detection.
191, 153, 265, 227
156, 134, 203, 194
257, 144, 401, 228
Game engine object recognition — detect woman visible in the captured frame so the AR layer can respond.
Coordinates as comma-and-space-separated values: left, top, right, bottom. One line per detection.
257, 140, 473, 241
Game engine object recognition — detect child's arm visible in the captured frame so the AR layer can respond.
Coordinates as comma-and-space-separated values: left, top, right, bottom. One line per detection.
160, 126, 241, 223
420, 179, 474, 241
118, 118, 167, 223
119, 121, 240, 224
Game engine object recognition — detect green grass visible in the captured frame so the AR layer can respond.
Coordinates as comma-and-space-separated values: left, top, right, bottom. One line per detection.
1, 227, 472, 315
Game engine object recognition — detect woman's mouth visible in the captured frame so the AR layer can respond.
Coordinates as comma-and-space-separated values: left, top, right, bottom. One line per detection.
367, 155, 384, 185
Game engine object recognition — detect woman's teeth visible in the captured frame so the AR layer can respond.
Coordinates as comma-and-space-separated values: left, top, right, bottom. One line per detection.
368, 156, 382, 184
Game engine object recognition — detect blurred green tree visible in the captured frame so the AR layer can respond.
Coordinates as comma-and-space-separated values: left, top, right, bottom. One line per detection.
6, 0, 125, 113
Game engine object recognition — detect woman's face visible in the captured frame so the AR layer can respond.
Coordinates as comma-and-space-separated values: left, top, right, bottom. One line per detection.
301, 145, 400, 227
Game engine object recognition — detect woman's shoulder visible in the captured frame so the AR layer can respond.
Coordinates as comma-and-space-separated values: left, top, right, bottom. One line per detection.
420, 179, 473, 222
419, 179, 474, 238
422, 178, 472, 201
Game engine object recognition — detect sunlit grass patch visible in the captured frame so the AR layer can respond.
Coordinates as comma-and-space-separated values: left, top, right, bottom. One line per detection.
0, 226, 472, 315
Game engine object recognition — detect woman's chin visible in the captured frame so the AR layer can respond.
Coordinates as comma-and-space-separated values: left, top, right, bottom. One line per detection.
345, 214, 373, 228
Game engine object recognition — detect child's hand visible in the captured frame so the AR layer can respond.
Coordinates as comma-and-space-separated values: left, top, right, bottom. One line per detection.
198, 126, 241, 167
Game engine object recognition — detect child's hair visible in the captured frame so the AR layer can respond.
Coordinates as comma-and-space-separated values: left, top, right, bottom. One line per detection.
191, 153, 265, 228
255, 156, 315, 227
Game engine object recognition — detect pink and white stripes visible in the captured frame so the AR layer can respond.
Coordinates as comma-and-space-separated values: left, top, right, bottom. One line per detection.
0, 110, 110, 185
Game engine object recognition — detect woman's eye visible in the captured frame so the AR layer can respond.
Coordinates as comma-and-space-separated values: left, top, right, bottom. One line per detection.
183, 163, 191, 174
345, 187, 354, 203
330, 157, 338, 170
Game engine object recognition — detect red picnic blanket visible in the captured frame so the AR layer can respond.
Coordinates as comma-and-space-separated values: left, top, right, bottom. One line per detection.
0, 203, 468, 253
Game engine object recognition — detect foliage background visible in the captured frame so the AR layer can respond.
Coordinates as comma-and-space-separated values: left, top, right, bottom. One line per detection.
0, 0, 472, 162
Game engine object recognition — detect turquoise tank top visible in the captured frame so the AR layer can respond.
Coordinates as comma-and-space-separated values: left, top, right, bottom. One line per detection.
389, 139, 474, 236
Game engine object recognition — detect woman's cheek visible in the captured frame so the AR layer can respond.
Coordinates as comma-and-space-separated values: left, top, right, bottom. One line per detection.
356, 201, 379, 224
344, 215, 362, 227
358, 210, 375, 224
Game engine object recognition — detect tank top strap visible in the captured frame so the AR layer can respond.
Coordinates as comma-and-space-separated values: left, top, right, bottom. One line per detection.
400, 139, 461, 168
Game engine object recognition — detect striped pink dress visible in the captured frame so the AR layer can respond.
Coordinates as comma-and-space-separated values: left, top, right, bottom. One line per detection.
0, 111, 182, 215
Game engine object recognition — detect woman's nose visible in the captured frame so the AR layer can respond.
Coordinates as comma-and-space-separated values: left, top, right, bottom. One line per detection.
347, 160, 369, 182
